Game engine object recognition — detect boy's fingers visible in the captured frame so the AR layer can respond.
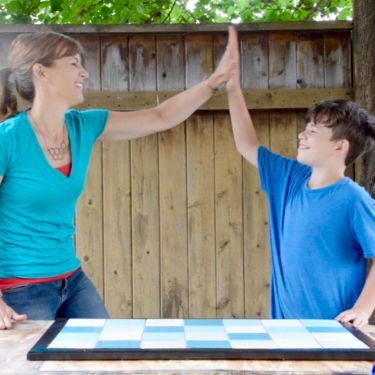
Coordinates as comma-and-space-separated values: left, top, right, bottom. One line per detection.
12, 312, 27, 321
0, 316, 13, 330
227, 25, 238, 46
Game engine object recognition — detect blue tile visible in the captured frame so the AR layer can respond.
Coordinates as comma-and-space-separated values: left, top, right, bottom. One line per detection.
186, 340, 231, 349
96, 340, 141, 349
300, 320, 341, 328
144, 326, 184, 333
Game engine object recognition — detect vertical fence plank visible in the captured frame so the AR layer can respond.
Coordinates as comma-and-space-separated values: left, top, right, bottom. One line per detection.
186, 113, 216, 317
269, 32, 298, 158
214, 112, 244, 317
243, 113, 270, 317
270, 110, 298, 158
74, 36, 104, 297
241, 33, 271, 318
157, 35, 188, 318
269, 33, 296, 89
324, 32, 351, 89
102, 142, 132, 317
297, 33, 324, 89
101, 35, 132, 317
213, 34, 244, 318
129, 35, 160, 318
185, 34, 216, 317
241, 33, 269, 89
101, 35, 129, 92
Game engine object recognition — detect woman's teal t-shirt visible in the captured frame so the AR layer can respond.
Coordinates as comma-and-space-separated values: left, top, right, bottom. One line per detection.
0, 109, 108, 278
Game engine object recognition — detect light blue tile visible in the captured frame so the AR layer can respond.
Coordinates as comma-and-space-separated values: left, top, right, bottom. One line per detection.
62, 326, 102, 334
96, 340, 141, 349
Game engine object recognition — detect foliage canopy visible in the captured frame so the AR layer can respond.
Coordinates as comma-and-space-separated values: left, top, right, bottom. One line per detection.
0, 0, 352, 24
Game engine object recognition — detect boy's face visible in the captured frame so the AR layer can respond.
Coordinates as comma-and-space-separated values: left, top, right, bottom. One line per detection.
297, 121, 344, 167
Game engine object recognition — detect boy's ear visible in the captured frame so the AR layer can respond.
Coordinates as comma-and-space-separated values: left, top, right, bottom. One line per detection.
335, 139, 349, 153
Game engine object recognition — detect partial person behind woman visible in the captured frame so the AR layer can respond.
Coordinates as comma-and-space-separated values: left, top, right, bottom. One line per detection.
0, 27, 238, 329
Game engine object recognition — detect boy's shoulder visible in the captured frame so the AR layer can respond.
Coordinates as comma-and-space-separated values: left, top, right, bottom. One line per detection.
258, 145, 311, 173
344, 178, 375, 204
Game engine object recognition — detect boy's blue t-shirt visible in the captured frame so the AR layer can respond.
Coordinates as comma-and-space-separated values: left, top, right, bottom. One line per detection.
0, 109, 108, 278
258, 146, 375, 319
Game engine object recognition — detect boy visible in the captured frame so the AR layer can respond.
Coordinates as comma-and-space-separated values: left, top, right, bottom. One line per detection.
226, 27, 375, 327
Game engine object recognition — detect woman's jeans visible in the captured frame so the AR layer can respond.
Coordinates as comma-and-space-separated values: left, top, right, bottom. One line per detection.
2, 268, 109, 319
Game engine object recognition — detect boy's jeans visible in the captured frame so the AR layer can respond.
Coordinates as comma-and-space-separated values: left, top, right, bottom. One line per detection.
2, 268, 109, 319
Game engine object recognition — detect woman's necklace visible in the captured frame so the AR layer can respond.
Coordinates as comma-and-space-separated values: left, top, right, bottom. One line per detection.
29, 112, 69, 161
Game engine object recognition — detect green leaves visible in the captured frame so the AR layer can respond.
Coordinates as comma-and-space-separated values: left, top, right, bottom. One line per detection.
0, 0, 353, 24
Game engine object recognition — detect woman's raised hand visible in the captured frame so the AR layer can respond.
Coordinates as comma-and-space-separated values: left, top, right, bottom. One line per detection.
206, 26, 240, 92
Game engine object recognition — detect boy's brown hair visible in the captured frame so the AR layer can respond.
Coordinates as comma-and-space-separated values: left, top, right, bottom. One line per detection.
306, 99, 375, 166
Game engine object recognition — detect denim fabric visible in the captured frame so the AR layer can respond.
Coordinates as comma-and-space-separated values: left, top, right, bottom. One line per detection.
2, 268, 109, 320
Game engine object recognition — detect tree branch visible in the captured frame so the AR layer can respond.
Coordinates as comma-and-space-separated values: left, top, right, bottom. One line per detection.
161, 0, 177, 23
304, 0, 332, 20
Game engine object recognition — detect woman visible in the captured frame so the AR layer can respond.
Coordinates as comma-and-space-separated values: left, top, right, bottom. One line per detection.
0, 27, 237, 329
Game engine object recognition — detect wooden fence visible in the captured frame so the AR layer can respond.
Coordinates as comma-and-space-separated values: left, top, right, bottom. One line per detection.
0, 22, 353, 318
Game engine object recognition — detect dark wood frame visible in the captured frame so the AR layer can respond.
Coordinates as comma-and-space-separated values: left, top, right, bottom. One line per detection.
27, 319, 375, 361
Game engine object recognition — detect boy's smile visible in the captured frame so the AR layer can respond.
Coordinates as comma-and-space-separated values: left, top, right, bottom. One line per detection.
297, 122, 344, 167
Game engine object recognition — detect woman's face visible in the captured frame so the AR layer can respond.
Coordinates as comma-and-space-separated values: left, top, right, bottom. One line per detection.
37, 53, 89, 107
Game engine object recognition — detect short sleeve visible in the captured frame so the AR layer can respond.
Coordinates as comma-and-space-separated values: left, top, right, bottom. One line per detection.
258, 146, 309, 194
65, 109, 109, 143
353, 194, 375, 259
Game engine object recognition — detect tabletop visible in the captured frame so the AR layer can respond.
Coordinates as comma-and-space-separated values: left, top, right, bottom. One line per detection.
1, 320, 375, 374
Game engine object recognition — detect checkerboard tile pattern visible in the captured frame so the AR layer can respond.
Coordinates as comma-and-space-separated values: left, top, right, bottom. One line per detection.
48, 318, 369, 350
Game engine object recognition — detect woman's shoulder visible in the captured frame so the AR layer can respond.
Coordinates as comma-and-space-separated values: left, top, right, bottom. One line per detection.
65, 108, 108, 124
0, 112, 26, 137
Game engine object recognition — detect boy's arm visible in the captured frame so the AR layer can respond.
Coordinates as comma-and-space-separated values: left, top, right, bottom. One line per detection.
336, 258, 375, 328
226, 28, 260, 168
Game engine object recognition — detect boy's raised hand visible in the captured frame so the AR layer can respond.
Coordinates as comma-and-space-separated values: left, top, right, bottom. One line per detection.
206, 26, 240, 91
225, 26, 240, 92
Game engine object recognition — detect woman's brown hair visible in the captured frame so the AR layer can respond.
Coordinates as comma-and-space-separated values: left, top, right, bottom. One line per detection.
0, 31, 84, 120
